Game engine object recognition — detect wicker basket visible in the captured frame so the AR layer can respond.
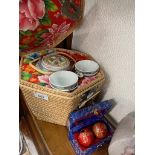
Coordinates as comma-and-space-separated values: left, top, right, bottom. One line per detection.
20, 49, 105, 126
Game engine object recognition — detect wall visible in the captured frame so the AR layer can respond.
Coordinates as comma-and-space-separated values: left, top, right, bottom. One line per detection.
72, 0, 135, 123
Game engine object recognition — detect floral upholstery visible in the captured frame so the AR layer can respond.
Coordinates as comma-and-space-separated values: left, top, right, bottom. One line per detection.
19, 0, 84, 53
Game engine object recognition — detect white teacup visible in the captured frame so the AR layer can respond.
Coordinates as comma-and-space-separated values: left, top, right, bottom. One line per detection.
49, 71, 78, 91
75, 60, 99, 77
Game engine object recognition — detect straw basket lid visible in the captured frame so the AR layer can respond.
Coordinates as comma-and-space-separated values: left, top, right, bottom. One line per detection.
19, 0, 85, 56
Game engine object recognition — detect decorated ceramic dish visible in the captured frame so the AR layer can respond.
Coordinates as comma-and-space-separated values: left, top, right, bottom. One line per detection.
41, 54, 70, 71
36, 60, 49, 72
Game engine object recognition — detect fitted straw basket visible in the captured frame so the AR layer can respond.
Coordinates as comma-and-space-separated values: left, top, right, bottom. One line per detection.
20, 48, 105, 126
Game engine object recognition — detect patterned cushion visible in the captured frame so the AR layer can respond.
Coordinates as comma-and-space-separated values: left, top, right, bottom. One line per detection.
19, 0, 84, 53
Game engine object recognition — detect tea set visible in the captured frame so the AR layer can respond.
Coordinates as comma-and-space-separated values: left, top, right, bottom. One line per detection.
35, 53, 100, 92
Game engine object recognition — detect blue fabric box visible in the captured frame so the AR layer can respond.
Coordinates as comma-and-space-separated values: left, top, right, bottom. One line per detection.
68, 100, 114, 155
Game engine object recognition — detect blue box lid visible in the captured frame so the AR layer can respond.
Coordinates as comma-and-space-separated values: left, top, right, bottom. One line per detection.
68, 100, 112, 130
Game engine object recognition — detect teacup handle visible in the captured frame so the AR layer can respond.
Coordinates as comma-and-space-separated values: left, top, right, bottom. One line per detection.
76, 71, 84, 78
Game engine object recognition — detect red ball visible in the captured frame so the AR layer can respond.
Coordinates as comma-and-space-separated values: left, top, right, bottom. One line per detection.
92, 122, 107, 139
78, 128, 94, 147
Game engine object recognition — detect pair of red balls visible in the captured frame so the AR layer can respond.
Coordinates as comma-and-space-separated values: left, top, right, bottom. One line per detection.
78, 122, 107, 147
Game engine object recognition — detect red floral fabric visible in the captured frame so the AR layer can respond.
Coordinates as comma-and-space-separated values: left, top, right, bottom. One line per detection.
19, 0, 84, 53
